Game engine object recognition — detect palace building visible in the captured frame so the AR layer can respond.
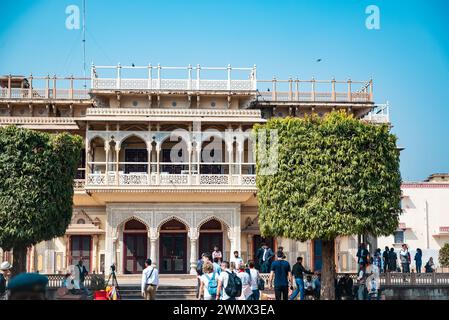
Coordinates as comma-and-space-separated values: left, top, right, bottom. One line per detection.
0, 64, 388, 275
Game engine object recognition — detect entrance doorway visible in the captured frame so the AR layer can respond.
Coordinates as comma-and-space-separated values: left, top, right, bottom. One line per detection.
159, 219, 187, 274
70, 235, 91, 270
199, 219, 223, 260
123, 219, 147, 274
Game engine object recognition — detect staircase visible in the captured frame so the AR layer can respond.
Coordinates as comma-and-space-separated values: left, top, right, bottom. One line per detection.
114, 274, 198, 300
118, 284, 197, 300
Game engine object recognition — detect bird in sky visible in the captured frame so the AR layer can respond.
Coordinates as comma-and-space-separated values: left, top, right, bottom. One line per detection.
316, 59, 322, 62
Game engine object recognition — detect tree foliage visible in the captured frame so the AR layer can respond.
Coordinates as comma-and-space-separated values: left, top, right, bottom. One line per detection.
254, 111, 402, 241
439, 243, 449, 268
0, 126, 82, 251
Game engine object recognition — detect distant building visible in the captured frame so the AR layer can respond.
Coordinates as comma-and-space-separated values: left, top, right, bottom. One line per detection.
378, 174, 449, 270
0, 64, 385, 274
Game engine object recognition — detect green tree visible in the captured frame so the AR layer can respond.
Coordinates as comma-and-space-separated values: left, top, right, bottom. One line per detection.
439, 243, 449, 268
0, 126, 82, 275
254, 111, 401, 300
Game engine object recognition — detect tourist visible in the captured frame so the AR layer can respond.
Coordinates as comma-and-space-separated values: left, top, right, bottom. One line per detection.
382, 246, 390, 272
76, 259, 89, 295
256, 243, 274, 273
373, 248, 382, 274
7, 272, 48, 300
425, 257, 435, 273
247, 260, 260, 300
0, 261, 12, 300
199, 262, 218, 300
216, 261, 241, 300
196, 252, 212, 297
268, 252, 292, 301
388, 248, 397, 272
289, 256, 313, 301
212, 257, 222, 275
141, 258, 159, 300
236, 263, 252, 300
356, 243, 370, 270
303, 275, 316, 299
366, 271, 380, 300
399, 244, 411, 273
414, 248, 423, 273
230, 251, 243, 269
212, 246, 223, 263
356, 262, 368, 300
336, 274, 353, 300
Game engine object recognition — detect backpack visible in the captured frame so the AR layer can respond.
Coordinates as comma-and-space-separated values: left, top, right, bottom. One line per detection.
0, 273, 6, 295
225, 271, 242, 298
205, 272, 218, 296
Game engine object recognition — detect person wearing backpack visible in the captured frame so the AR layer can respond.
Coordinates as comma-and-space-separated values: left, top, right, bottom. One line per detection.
216, 261, 242, 300
0, 261, 12, 300
199, 262, 218, 300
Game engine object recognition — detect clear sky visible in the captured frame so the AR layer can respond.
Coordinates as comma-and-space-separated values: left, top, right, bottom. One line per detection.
1, 0, 448, 181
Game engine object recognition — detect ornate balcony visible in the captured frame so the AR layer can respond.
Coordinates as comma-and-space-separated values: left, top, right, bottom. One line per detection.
84, 172, 256, 188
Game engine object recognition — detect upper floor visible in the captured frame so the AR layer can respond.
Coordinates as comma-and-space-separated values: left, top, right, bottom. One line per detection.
0, 64, 386, 123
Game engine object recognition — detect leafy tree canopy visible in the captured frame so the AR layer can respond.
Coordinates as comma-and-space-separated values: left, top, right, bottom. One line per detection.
0, 126, 82, 250
254, 111, 402, 242
439, 243, 449, 268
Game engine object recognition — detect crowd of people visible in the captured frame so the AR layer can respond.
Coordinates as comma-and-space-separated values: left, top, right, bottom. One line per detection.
195, 243, 321, 300
358, 243, 436, 274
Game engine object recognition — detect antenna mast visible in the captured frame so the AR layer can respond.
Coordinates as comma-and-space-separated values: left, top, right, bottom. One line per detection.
82, 0, 86, 88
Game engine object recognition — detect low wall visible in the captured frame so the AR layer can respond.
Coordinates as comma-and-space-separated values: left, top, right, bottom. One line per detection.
382, 286, 449, 300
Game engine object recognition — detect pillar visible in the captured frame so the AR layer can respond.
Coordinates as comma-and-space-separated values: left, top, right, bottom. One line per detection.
189, 228, 199, 275
150, 237, 157, 268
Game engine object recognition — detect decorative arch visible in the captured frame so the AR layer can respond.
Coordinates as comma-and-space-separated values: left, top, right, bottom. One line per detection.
88, 135, 107, 146
197, 215, 231, 233
157, 216, 190, 234
117, 133, 149, 150
117, 215, 150, 232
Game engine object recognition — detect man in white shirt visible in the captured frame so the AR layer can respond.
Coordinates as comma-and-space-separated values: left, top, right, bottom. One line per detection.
216, 261, 233, 300
141, 259, 159, 300
230, 251, 243, 269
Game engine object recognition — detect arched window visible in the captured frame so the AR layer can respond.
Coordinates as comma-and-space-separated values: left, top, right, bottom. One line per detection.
160, 219, 186, 231
200, 219, 222, 231
77, 219, 86, 224
124, 219, 146, 231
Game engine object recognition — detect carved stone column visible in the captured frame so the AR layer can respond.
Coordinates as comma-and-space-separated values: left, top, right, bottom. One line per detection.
149, 227, 158, 268
188, 227, 199, 275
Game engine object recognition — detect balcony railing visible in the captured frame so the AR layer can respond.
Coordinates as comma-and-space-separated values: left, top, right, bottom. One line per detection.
257, 78, 373, 103
362, 103, 390, 124
84, 172, 256, 188
0, 76, 90, 100
1, 66, 374, 103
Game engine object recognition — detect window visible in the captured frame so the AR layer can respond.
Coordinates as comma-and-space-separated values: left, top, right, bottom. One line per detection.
394, 230, 404, 244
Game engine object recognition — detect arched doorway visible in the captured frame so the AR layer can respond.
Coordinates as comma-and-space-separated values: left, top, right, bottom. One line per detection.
199, 219, 223, 259
159, 219, 187, 274
123, 219, 147, 274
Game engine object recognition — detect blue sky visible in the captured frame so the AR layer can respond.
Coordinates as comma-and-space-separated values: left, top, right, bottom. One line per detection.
1, 0, 448, 181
